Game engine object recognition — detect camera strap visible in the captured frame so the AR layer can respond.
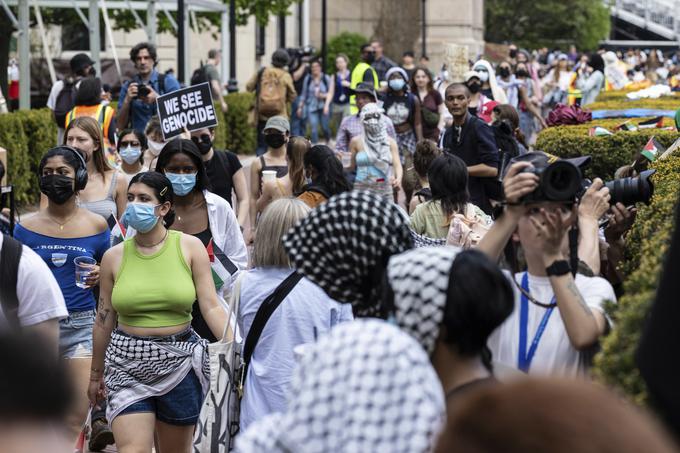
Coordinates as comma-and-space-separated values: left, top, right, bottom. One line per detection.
517, 272, 556, 373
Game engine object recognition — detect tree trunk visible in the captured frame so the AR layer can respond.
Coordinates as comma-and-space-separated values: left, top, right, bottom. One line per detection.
0, 11, 12, 102
374, 0, 421, 63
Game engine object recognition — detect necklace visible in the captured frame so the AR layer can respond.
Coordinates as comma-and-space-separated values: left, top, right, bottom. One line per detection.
513, 275, 558, 309
134, 228, 168, 248
46, 211, 79, 230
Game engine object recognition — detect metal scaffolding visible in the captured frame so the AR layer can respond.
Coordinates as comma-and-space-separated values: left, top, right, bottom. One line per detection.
3, 0, 230, 109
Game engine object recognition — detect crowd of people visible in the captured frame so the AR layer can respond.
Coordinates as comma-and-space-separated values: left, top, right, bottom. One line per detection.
1, 37, 680, 453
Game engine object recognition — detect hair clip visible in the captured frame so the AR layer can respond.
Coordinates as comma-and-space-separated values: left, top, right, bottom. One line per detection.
160, 186, 168, 196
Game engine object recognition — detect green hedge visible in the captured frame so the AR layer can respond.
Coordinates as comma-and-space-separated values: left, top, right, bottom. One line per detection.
217, 92, 257, 155
0, 109, 57, 205
594, 155, 680, 404
586, 94, 679, 112
536, 120, 679, 180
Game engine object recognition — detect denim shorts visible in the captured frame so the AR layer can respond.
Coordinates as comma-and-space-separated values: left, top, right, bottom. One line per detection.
59, 309, 95, 358
117, 329, 203, 426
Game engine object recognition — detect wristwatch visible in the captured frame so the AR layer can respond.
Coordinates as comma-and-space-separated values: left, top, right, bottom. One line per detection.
546, 260, 571, 277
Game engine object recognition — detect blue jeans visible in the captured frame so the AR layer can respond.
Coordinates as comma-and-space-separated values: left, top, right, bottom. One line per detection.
59, 309, 95, 359
307, 109, 330, 143
290, 97, 305, 137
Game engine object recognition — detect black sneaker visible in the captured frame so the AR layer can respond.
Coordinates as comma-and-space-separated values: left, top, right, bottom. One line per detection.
88, 418, 114, 452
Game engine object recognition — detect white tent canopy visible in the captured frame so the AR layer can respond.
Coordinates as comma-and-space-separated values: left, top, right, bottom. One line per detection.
5, 0, 230, 109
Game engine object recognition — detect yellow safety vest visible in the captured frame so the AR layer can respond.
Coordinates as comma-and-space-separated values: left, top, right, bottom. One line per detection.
349, 62, 378, 115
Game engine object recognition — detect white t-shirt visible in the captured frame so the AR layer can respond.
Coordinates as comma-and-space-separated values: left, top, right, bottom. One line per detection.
488, 271, 616, 377
0, 235, 67, 329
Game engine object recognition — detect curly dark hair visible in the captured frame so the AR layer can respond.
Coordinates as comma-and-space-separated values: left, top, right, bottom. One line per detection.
130, 42, 157, 65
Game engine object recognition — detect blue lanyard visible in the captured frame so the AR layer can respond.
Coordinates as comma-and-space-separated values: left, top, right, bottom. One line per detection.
518, 272, 555, 373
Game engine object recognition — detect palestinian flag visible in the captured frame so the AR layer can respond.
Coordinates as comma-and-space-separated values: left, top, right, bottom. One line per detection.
206, 239, 238, 290
107, 213, 127, 246
641, 136, 666, 162
638, 116, 664, 129
588, 127, 612, 137
613, 120, 637, 132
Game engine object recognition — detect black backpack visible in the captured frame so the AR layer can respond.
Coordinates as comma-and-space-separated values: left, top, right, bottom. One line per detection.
491, 120, 520, 166
190, 64, 209, 86
0, 234, 22, 330
53, 77, 78, 128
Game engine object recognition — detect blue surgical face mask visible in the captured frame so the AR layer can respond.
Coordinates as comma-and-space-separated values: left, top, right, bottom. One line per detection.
165, 172, 197, 196
389, 79, 406, 91
123, 203, 160, 233
119, 145, 142, 165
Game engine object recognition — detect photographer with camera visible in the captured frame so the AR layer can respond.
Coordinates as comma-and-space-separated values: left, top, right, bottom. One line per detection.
117, 42, 181, 132
479, 152, 617, 377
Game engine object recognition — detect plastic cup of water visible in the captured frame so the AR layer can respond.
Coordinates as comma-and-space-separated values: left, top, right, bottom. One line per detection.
262, 170, 277, 183
74, 256, 96, 289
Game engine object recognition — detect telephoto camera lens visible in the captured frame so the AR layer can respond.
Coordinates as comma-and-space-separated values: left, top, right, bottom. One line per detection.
605, 169, 656, 206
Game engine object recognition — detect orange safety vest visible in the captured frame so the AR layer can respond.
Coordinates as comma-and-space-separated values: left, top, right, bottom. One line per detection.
65, 104, 115, 146
65, 104, 117, 166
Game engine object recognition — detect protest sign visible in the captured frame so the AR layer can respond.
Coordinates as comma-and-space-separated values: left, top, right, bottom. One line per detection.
156, 82, 218, 139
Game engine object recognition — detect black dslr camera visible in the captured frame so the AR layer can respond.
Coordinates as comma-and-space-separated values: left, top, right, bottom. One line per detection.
136, 83, 151, 98
287, 45, 317, 72
518, 159, 656, 206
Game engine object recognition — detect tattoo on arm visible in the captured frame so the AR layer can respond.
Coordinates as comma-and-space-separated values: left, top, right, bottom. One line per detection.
96, 298, 111, 326
566, 280, 595, 319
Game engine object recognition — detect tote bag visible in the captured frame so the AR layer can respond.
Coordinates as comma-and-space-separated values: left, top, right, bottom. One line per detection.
193, 274, 244, 452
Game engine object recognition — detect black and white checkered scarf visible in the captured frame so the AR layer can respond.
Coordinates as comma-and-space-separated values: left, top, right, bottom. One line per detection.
235, 319, 445, 453
104, 330, 210, 422
282, 190, 414, 317
387, 246, 462, 355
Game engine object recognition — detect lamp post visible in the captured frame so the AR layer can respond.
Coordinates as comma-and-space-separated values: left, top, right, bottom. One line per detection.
421, 0, 427, 57
178, 0, 185, 84
321, 0, 327, 70
227, 0, 238, 92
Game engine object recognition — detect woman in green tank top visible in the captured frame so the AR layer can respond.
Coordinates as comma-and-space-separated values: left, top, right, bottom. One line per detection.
88, 172, 230, 453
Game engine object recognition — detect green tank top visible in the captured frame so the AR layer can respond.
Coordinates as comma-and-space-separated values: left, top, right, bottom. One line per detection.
112, 230, 196, 327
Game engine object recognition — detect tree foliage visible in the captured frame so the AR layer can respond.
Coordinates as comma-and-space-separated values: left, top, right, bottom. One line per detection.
484, 0, 611, 50
325, 32, 369, 74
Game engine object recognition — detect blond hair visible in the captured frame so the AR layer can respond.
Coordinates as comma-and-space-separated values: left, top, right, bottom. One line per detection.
252, 198, 310, 268
64, 116, 108, 175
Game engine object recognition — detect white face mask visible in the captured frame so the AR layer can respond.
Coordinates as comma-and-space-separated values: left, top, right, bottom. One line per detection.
147, 139, 165, 156
473, 69, 489, 82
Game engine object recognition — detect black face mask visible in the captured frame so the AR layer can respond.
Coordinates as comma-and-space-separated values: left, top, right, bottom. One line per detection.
499, 67, 511, 78
509, 49, 518, 59
40, 174, 75, 204
516, 69, 529, 78
192, 135, 213, 155
467, 82, 482, 93
264, 133, 286, 149
364, 53, 376, 64
88, 67, 97, 77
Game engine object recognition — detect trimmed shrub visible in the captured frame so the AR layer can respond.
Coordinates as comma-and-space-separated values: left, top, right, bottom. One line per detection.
0, 113, 32, 205
536, 120, 679, 180
594, 155, 680, 405
325, 31, 370, 74
218, 92, 257, 155
586, 94, 679, 112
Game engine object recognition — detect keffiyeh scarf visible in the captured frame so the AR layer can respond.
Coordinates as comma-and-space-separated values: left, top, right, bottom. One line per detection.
361, 103, 393, 177
235, 319, 446, 453
282, 190, 413, 317
105, 329, 210, 422
387, 246, 462, 355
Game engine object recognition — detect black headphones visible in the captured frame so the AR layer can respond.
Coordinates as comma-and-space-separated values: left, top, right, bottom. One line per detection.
53, 145, 88, 191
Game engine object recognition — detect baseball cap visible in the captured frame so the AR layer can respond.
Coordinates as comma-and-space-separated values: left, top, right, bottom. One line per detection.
349, 82, 377, 101
70, 53, 96, 73
463, 70, 481, 82
264, 116, 290, 134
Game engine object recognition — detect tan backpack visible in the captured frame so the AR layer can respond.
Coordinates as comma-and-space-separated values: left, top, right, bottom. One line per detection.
446, 204, 491, 249
257, 68, 286, 118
